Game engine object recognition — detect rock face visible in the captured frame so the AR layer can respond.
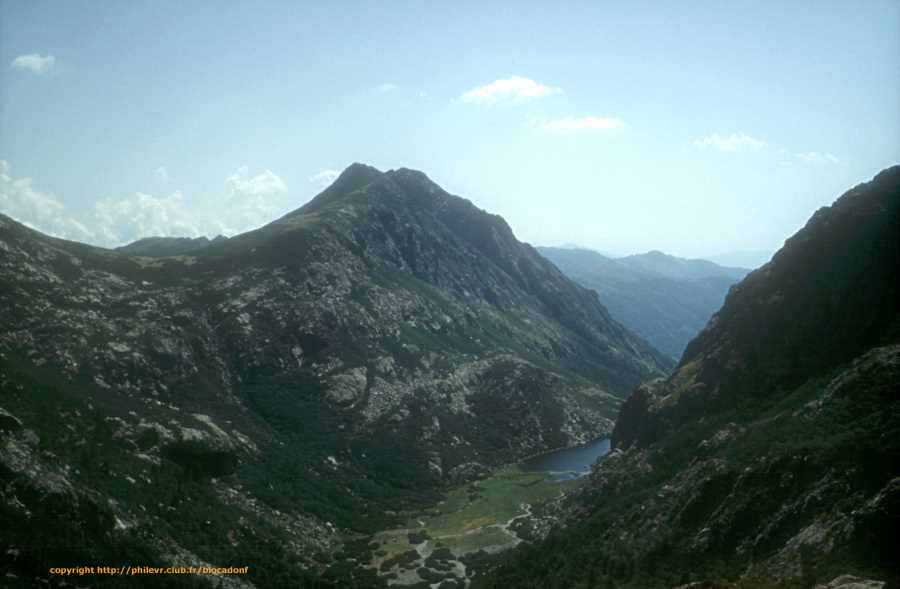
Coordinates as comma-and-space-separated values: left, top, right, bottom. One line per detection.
476, 166, 900, 588
539, 247, 747, 360
0, 163, 669, 587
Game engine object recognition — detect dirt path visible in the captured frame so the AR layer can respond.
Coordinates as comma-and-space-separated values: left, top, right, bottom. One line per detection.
492, 501, 532, 539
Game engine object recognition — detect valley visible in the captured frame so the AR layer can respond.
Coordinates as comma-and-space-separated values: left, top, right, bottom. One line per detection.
3, 3, 898, 588
1, 164, 897, 589
539, 247, 748, 361
364, 440, 609, 587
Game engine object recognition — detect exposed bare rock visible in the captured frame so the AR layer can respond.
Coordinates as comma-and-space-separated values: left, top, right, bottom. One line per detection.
814, 575, 886, 589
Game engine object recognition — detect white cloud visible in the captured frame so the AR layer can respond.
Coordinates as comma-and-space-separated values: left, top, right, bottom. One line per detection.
220, 166, 289, 234
461, 76, 562, 104
94, 166, 288, 244
309, 169, 340, 189
777, 148, 840, 166
0, 161, 293, 248
225, 166, 287, 199
376, 83, 399, 93
154, 166, 169, 185
796, 151, 840, 165
11, 53, 56, 74
540, 116, 625, 133
695, 133, 766, 152
0, 160, 94, 242
92, 191, 200, 245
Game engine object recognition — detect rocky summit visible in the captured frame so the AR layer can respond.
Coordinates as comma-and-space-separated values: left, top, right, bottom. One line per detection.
475, 166, 900, 588
0, 164, 670, 587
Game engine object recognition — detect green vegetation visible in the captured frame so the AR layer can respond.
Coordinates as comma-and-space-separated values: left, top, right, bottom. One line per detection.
366, 464, 582, 585
417, 466, 577, 536
0, 352, 336, 588
472, 347, 900, 588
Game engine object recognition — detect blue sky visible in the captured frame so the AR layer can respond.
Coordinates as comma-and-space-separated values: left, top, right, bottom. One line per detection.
1, 1, 898, 260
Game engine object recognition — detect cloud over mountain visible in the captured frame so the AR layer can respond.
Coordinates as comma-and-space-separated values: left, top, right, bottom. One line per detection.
0, 161, 292, 247
309, 169, 340, 188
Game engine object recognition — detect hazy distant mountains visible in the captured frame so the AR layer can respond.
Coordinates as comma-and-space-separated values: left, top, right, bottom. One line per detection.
618, 250, 747, 281
538, 247, 749, 360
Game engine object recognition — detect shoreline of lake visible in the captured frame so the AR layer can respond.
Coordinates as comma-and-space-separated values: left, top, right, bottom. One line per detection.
518, 437, 611, 481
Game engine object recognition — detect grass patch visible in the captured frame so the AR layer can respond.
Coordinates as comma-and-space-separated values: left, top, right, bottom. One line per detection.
369, 464, 583, 575
417, 465, 575, 536
440, 527, 514, 553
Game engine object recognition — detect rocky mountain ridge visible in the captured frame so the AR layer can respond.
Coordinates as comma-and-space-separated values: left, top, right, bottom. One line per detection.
115, 235, 229, 257
0, 163, 670, 587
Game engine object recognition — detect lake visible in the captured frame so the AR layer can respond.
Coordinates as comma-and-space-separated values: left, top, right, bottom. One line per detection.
518, 438, 611, 481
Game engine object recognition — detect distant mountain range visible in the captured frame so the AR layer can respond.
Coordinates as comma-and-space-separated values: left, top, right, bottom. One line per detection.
548, 245, 773, 271
478, 165, 900, 589
538, 247, 748, 360
618, 250, 747, 281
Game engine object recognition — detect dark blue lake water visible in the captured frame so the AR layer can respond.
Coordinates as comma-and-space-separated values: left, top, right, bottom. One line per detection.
518, 438, 611, 481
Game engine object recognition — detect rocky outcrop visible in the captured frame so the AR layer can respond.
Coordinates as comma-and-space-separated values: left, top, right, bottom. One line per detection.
115, 234, 228, 256
814, 575, 886, 589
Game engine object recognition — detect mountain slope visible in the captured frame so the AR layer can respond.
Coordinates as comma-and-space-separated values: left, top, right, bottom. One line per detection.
476, 166, 900, 589
0, 164, 670, 587
539, 247, 746, 360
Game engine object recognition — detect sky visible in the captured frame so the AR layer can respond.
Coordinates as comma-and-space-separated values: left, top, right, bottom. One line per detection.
1, 1, 898, 262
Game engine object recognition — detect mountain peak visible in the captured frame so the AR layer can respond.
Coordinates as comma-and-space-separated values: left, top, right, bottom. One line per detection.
328, 162, 385, 195
288, 163, 383, 217
387, 166, 429, 178
289, 164, 444, 219
339, 162, 383, 182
